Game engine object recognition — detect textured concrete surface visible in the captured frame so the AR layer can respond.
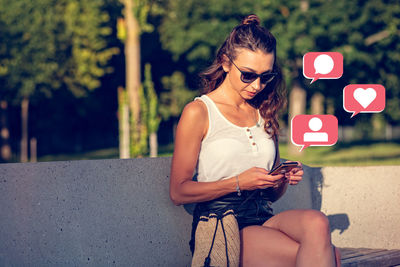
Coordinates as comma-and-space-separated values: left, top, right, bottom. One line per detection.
0, 158, 399, 267
273, 165, 400, 250
272, 164, 323, 212
320, 166, 400, 250
0, 158, 193, 267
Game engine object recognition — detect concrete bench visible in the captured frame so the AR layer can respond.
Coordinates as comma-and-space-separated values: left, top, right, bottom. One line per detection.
0, 157, 399, 266
340, 247, 400, 267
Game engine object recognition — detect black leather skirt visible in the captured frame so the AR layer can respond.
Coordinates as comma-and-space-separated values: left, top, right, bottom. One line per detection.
189, 189, 274, 256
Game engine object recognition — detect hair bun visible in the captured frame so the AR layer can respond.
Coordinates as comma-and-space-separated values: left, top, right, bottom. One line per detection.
241, 14, 260, 26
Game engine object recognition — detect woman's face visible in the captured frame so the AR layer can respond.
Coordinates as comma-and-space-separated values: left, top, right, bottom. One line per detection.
223, 49, 275, 100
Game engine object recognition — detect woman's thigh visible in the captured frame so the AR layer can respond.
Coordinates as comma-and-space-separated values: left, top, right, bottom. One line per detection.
262, 209, 332, 243
239, 225, 299, 267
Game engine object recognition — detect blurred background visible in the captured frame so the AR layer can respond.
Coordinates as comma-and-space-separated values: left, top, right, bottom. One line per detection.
0, 0, 399, 166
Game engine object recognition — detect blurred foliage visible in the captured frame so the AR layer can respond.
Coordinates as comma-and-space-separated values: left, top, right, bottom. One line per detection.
278, 141, 400, 167
159, 71, 198, 121
144, 63, 161, 134
118, 0, 164, 158
36, 141, 400, 167
158, 0, 400, 127
0, 0, 118, 103
122, 63, 161, 157
132, 0, 153, 33
132, 83, 148, 156
63, 1, 119, 96
1, 0, 400, 161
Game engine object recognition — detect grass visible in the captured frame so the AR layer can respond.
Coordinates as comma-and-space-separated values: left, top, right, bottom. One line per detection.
36, 141, 400, 167
279, 141, 400, 167
36, 143, 175, 162
37, 147, 120, 162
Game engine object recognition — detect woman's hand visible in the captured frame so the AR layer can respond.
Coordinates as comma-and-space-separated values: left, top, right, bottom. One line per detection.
284, 161, 303, 185
237, 167, 285, 191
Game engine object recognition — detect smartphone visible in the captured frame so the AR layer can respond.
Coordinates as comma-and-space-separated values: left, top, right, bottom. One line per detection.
268, 162, 298, 175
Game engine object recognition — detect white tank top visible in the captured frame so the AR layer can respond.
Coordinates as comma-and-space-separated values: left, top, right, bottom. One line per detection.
194, 95, 276, 182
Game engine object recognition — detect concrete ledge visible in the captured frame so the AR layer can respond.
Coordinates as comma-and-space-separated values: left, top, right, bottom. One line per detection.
272, 165, 400, 250
0, 158, 193, 266
0, 158, 399, 266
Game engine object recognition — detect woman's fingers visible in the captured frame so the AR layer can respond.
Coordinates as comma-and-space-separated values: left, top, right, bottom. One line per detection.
261, 173, 285, 188
291, 169, 304, 176
286, 173, 302, 185
264, 161, 304, 186
285, 164, 303, 185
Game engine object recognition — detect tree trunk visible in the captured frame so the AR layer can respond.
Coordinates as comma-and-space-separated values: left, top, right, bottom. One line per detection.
326, 97, 335, 115
385, 123, 392, 140
123, 0, 141, 157
288, 81, 306, 155
118, 87, 130, 159
149, 132, 158, 157
372, 113, 385, 140
311, 92, 324, 115
20, 97, 29, 162
288, 1, 308, 155
0, 101, 11, 162
30, 137, 37, 162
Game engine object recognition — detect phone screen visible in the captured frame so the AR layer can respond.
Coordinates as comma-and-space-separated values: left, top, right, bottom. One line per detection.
269, 162, 298, 175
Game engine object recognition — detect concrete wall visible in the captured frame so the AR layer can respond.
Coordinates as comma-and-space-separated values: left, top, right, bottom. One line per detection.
271, 165, 400, 250
0, 158, 193, 267
0, 158, 399, 266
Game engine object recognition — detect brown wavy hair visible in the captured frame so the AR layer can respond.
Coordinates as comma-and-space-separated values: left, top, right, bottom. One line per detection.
200, 14, 286, 139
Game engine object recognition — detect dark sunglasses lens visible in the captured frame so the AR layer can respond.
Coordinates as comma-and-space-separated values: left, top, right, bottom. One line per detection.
260, 73, 276, 84
241, 72, 258, 83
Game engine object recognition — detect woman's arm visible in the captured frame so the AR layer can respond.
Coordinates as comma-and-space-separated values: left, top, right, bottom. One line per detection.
266, 141, 304, 202
169, 100, 238, 206
266, 137, 289, 202
170, 100, 286, 205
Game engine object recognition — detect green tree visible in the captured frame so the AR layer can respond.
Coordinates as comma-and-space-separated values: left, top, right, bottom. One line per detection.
0, 0, 63, 161
330, 0, 400, 127
159, 0, 310, 154
118, 0, 162, 158
62, 0, 119, 96
0, 0, 117, 161
144, 63, 161, 157
261, 0, 400, 140
159, 0, 400, 149
159, 71, 198, 139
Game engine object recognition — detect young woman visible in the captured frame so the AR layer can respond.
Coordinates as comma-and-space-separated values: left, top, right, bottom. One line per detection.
169, 14, 341, 267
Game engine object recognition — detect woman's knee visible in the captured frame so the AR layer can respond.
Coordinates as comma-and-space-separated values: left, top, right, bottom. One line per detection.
302, 210, 331, 240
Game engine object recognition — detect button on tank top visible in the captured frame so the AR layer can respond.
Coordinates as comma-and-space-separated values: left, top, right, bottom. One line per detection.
194, 94, 276, 182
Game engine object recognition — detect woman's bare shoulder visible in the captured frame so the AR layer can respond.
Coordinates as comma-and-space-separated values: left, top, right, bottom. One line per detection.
182, 98, 208, 119
179, 98, 209, 138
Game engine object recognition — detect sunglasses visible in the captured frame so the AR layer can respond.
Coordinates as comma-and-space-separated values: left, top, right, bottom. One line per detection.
227, 56, 277, 84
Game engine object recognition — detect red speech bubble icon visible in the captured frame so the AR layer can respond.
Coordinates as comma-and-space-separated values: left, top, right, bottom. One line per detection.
343, 84, 385, 118
291, 115, 338, 152
303, 52, 343, 84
